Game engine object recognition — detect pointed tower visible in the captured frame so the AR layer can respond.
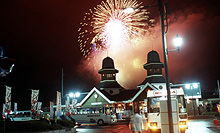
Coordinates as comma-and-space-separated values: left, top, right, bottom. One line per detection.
96, 57, 125, 95
138, 50, 165, 89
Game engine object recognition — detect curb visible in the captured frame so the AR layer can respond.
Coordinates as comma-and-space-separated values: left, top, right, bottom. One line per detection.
188, 115, 215, 119
34, 127, 76, 133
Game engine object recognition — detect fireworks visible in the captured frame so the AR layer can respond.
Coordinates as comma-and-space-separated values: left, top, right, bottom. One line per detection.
78, 0, 155, 59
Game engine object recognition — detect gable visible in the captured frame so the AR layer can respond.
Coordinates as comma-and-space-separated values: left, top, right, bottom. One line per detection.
81, 91, 110, 107
78, 87, 114, 107
130, 82, 157, 102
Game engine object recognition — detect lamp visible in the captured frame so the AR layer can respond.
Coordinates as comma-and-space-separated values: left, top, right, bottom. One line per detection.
173, 34, 182, 53
166, 34, 183, 54
185, 83, 198, 116
69, 92, 80, 98
173, 34, 182, 47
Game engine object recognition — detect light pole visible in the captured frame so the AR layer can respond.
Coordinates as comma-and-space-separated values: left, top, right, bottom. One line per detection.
158, 1, 182, 133
61, 68, 64, 98
125, 1, 182, 132
185, 83, 198, 116
157, 0, 173, 132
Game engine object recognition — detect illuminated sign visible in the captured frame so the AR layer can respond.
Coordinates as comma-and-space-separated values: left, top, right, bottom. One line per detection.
153, 90, 177, 96
91, 102, 102, 105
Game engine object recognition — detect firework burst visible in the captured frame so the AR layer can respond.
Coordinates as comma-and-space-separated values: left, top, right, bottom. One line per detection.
78, 0, 155, 59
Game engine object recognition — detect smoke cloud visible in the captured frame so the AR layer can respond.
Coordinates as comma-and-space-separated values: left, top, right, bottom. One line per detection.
77, 6, 220, 90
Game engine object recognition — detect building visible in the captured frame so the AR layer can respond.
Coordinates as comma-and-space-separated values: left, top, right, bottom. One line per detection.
59, 50, 204, 119
76, 50, 170, 118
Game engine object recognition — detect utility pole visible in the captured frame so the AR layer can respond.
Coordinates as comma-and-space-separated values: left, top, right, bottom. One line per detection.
158, 0, 173, 133
217, 80, 220, 98
62, 68, 64, 98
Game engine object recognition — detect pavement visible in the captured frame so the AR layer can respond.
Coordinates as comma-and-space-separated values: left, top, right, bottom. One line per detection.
116, 115, 220, 133
186, 115, 220, 133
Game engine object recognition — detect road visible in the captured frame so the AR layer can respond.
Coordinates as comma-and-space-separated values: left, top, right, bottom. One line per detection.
185, 117, 220, 133
76, 117, 220, 133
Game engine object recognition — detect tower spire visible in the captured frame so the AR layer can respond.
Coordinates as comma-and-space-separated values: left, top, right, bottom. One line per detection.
97, 56, 125, 95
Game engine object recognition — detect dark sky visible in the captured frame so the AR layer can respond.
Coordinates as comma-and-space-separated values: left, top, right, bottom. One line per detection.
0, 0, 220, 110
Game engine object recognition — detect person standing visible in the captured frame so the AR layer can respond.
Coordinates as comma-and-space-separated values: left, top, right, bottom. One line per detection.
133, 113, 142, 133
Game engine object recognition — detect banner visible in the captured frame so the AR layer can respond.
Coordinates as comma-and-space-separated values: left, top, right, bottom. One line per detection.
56, 91, 61, 116
2, 104, 5, 117
14, 103, 17, 117
65, 96, 70, 116
5, 86, 11, 114
50, 101, 54, 119
37, 102, 42, 116
31, 89, 39, 113
71, 99, 77, 116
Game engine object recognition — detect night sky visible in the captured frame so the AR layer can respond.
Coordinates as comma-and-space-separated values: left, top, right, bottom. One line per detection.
0, 0, 220, 110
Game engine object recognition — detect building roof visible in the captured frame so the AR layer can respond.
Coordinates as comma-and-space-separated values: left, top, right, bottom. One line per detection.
98, 57, 118, 74
96, 80, 125, 90
77, 82, 159, 107
78, 87, 114, 106
147, 50, 162, 63
139, 75, 165, 86
100, 89, 140, 101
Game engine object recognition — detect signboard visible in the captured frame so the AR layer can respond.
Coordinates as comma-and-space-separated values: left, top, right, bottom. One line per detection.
71, 99, 77, 116
5, 86, 11, 114
37, 102, 42, 116
50, 101, 54, 118
2, 104, 5, 117
14, 103, 17, 117
153, 90, 177, 96
31, 89, 39, 113
91, 102, 102, 105
65, 96, 70, 116
56, 91, 62, 116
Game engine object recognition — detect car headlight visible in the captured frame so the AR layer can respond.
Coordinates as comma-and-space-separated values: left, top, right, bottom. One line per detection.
148, 122, 157, 129
179, 121, 186, 125
179, 121, 187, 128
150, 122, 157, 126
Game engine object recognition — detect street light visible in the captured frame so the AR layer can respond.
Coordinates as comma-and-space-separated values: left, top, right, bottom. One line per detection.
185, 83, 198, 116
69, 92, 80, 98
173, 34, 182, 48
167, 34, 183, 53
124, 1, 182, 132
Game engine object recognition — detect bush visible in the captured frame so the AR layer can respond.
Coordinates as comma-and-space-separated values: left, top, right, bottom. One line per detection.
56, 119, 75, 128
0, 120, 63, 132
48, 123, 62, 130
4, 121, 48, 132
0, 119, 74, 132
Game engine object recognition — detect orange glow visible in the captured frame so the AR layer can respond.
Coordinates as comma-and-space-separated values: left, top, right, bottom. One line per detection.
118, 104, 122, 107
217, 105, 220, 113
129, 103, 132, 106
147, 89, 151, 92
180, 87, 183, 89
106, 104, 109, 107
